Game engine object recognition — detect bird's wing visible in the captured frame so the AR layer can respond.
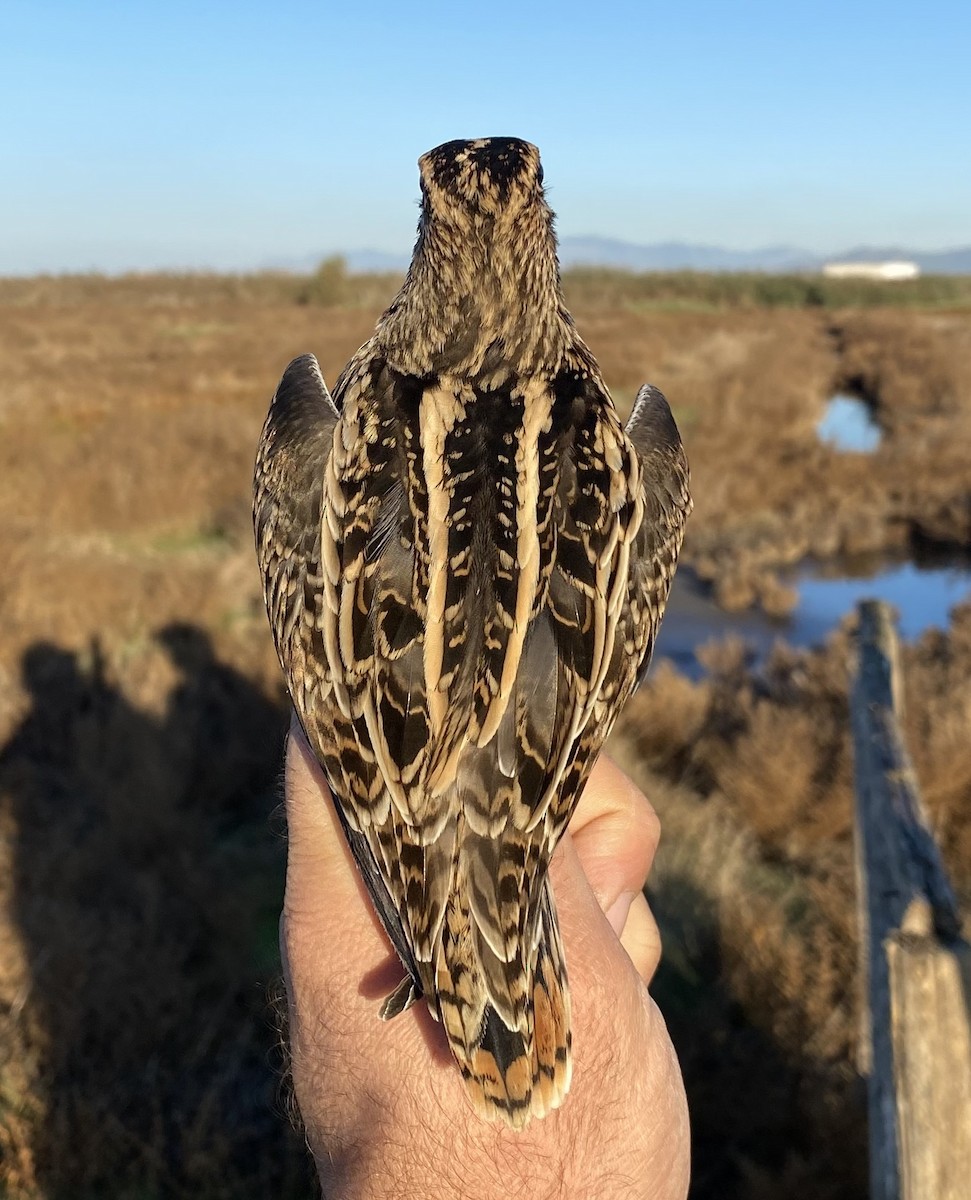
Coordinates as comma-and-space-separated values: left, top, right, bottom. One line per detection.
623, 383, 692, 687
254, 353, 426, 992
537, 379, 690, 844
254, 354, 339, 666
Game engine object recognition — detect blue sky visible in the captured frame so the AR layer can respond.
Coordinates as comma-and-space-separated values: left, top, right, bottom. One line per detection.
3, 0, 969, 273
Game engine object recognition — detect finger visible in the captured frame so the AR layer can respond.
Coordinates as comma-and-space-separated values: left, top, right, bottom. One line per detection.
548, 830, 636, 990
619, 893, 663, 985
567, 755, 660, 930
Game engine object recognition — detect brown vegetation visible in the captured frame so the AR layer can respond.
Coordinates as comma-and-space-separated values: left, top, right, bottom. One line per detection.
0, 272, 969, 1198
613, 601, 971, 1199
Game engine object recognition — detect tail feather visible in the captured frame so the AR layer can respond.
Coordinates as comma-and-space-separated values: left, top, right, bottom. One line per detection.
529, 888, 573, 1118
435, 876, 572, 1129
474, 926, 529, 1033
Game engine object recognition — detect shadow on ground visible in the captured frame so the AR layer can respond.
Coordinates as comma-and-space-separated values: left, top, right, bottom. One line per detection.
0, 627, 313, 1198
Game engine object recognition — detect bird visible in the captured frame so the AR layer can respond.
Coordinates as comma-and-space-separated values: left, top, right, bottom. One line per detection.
254, 136, 691, 1129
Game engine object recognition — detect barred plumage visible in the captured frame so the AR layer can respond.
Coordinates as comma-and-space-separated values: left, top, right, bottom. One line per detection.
254, 137, 691, 1128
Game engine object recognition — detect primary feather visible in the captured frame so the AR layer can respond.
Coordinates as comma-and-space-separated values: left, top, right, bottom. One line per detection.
254, 137, 691, 1128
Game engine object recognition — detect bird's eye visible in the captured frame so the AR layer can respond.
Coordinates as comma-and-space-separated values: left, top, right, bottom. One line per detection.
537, 164, 544, 186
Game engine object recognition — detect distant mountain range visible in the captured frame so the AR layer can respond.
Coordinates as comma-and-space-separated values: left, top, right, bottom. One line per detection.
303, 238, 971, 276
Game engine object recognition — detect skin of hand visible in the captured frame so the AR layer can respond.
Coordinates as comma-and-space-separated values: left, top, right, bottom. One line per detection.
281, 723, 690, 1199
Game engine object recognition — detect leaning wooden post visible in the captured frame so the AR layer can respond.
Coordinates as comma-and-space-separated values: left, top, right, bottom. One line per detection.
851, 599, 971, 1200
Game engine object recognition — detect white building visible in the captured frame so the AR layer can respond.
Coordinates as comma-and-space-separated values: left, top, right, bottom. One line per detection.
822, 261, 920, 281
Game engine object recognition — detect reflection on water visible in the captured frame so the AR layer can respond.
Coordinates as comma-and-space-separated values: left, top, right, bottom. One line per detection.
655, 557, 971, 674
817, 393, 881, 453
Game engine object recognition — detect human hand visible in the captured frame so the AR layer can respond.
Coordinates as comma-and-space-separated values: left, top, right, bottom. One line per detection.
281, 724, 689, 1199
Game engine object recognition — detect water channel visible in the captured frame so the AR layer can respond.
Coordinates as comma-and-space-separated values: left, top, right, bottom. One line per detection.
654, 393, 971, 673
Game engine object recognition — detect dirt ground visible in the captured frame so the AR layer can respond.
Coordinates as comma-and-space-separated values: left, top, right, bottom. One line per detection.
0, 274, 969, 1197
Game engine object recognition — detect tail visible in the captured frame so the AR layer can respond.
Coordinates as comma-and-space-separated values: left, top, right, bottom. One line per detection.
432, 876, 572, 1129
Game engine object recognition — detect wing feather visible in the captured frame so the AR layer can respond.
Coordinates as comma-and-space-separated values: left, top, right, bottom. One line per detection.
624, 384, 692, 686
254, 354, 339, 677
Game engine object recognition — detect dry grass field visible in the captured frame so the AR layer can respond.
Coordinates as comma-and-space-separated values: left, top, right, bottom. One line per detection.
1, 270, 969, 1198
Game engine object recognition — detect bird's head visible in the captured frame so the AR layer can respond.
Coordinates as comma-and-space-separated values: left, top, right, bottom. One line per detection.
418, 137, 547, 229
379, 137, 566, 374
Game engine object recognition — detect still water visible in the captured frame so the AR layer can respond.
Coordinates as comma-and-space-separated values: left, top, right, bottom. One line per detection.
655, 558, 971, 674
817, 393, 881, 453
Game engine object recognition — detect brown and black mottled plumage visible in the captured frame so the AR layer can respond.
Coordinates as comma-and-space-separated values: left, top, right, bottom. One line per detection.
254, 137, 691, 1128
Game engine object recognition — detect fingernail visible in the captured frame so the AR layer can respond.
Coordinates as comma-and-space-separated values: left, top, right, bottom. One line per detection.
605, 891, 636, 937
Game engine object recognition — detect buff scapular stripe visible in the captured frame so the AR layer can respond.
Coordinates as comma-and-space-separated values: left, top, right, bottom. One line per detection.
253, 136, 692, 1129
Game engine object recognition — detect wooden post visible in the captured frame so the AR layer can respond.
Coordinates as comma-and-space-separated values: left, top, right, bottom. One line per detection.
851, 599, 971, 1200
